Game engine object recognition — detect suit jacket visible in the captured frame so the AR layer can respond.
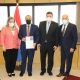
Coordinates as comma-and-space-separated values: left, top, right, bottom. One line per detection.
59, 22, 78, 50
18, 24, 39, 50
39, 21, 59, 46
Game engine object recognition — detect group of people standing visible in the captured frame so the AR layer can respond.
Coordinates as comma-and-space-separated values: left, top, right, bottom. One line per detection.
1, 11, 77, 78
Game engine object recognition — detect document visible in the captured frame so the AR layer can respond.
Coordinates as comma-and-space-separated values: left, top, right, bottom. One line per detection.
26, 36, 34, 49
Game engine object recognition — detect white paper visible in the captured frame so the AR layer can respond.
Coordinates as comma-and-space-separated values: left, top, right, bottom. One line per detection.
26, 36, 34, 49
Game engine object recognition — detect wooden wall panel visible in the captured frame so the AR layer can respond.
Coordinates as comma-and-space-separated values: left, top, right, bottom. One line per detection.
72, 46, 79, 69
76, 3, 80, 36
54, 47, 61, 67
34, 0, 50, 3
0, 0, 80, 3
78, 45, 80, 69
4, 0, 16, 3
51, 0, 80, 3
33, 48, 40, 64
0, 0, 4, 3
19, 0, 34, 3
76, 3, 80, 69
0, 45, 80, 69
0, 46, 4, 64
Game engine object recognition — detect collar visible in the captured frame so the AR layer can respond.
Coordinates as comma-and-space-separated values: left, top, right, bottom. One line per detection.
61, 22, 69, 31
46, 21, 51, 24
26, 24, 31, 27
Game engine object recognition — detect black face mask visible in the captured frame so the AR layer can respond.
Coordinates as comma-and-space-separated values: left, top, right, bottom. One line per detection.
26, 20, 31, 24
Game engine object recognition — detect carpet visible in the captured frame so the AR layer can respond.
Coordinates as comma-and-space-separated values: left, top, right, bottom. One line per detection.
62, 75, 80, 80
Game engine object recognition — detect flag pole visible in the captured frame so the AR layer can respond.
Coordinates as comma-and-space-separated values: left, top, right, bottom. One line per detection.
16, 0, 19, 3
15, 0, 21, 71
16, 0, 19, 6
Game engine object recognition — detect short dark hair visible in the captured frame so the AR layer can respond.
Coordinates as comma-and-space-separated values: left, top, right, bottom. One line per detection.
46, 12, 53, 16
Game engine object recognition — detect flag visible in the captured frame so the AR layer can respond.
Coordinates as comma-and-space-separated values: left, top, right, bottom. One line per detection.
0, 31, 1, 46
14, 3, 21, 28
17, 48, 21, 62
14, 3, 21, 62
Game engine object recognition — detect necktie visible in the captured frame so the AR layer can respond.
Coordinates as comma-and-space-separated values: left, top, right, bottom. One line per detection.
27, 26, 30, 36
46, 22, 50, 33
62, 25, 66, 36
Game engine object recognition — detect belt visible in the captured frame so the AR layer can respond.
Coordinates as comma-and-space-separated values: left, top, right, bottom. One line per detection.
44, 40, 47, 43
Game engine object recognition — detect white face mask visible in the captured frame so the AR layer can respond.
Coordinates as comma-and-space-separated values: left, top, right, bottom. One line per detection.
46, 17, 52, 22
62, 20, 68, 25
9, 22, 15, 27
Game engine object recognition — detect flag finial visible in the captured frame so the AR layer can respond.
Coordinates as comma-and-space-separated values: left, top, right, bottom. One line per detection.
16, 0, 19, 3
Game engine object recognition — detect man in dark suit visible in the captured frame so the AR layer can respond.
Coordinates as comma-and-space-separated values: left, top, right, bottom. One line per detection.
57, 14, 78, 77
18, 15, 39, 77
38, 12, 59, 76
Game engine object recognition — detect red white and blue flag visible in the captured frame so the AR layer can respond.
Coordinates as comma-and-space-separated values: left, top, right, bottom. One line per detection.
14, 3, 21, 62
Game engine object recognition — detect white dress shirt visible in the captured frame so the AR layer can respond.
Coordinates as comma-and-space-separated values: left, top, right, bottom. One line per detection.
61, 23, 69, 32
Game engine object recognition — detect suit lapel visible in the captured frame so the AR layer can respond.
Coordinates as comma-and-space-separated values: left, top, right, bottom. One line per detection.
44, 21, 46, 35
24, 24, 27, 36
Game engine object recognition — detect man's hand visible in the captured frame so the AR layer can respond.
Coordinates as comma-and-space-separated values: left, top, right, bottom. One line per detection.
22, 37, 26, 42
53, 46, 57, 51
37, 44, 41, 48
70, 48, 74, 53
34, 43, 36, 48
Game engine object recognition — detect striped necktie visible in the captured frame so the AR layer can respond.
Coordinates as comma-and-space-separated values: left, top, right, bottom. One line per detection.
27, 26, 30, 36
62, 25, 66, 36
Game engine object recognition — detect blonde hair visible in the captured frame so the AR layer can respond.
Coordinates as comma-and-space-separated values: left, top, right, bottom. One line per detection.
7, 17, 15, 26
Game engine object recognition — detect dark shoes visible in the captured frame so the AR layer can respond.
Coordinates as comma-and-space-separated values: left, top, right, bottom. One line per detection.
40, 71, 53, 76
19, 72, 24, 77
40, 71, 46, 76
48, 72, 53, 76
19, 72, 32, 77
12, 73, 15, 76
8, 73, 12, 77
56, 73, 65, 77
8, 73, 15, 77
57, 73, 69, 77
28, 73, 32, 76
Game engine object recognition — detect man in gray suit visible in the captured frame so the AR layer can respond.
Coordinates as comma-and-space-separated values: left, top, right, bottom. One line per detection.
57, 14, 78, 77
